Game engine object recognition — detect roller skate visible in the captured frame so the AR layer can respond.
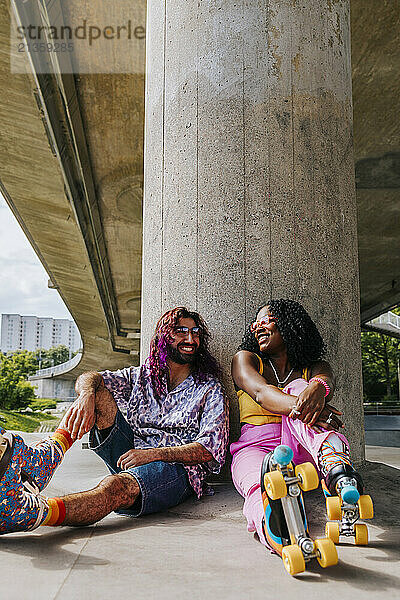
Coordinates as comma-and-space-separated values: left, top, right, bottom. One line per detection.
261, 444, 338, 576
322, 463, 374, 546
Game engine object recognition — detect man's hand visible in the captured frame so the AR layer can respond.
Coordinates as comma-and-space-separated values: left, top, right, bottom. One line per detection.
289, 380, 326, 425
116, 442, 213, 470
61, 389, 96, 441
117, 448, 159, 470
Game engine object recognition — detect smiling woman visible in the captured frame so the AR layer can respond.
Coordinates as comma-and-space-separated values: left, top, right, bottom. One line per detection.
230, 299, 374, 575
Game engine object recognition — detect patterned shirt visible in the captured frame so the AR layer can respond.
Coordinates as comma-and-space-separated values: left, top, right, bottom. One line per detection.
101, 363, 229, 498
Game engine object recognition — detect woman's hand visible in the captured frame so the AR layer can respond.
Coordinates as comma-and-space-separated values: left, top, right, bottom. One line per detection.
289, 380, 326, 425
312, 404, 343, 432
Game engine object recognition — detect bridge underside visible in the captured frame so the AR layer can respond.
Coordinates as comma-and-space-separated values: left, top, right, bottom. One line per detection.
0, 0, 398, 376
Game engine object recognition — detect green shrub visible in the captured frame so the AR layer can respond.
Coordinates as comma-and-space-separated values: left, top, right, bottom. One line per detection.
0, 409, 59, 432
29, 398, 57, 411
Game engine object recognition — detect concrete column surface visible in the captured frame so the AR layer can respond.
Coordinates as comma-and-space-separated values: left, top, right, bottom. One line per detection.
141, 0, 364, 460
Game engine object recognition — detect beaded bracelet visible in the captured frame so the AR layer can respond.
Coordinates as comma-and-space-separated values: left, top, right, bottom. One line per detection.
309, 376, 330, 397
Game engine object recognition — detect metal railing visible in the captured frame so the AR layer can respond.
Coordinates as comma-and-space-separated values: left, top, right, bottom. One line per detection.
363, 401, 400, 415
29, 351, 82, 379
367, 311, 400, 331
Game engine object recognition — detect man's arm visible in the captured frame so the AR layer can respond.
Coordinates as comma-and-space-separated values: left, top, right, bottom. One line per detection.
75, 371, 104, 395
117, 443, 213, 470
61, 371, 104, 440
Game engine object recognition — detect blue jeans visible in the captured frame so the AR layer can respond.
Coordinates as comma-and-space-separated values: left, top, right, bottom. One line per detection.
89, 410, 193, 516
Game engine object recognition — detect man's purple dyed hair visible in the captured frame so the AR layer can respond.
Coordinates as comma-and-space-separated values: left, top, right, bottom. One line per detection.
140, 307, 221, 400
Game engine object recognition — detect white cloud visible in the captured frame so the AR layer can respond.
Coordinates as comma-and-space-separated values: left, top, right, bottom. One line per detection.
0, 193, 73, 320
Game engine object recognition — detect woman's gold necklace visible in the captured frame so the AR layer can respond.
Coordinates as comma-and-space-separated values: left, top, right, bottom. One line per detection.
268, 359, 294, 389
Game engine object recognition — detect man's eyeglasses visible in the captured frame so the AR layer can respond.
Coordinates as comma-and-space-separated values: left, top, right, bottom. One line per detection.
250, 316, 275, 332
174, 326, 201, 337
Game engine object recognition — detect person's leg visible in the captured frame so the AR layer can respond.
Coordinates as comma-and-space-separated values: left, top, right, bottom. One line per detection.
0, 424, 73, 486
41, 387, 136, 527
42, 472, 140, 527
0, 387, 117, 534
231, 446, 269, 542
43, 460, 193, 527
282, 418, 374, 543
9, 429, 73, 491
280, 378, 364, 496
281, 416, 362, 497
43, 388, 193, 527
0, 427, 74, 534
0, 385, 115, 495
231, 424, 282, 549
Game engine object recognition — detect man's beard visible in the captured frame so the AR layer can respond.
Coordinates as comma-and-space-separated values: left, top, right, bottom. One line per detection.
168, 345, 198, 365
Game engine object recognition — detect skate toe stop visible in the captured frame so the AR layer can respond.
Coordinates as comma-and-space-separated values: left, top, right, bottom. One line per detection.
273, 445, 294, 466
341, 485, 360, 504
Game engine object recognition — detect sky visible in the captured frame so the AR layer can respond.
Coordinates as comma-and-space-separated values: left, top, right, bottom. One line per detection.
0, 192, 73, 320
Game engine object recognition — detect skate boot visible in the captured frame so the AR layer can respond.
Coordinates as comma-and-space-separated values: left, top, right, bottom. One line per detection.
322, 463, 373, 546
0, 432, 49, 534
261, 444, 338, 576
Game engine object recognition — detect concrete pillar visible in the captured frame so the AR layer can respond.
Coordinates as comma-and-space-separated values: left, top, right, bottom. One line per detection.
141, 0, 364, 461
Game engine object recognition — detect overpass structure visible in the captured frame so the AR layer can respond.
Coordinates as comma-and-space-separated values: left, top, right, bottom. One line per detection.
0, 1, 399, 459
0, 0, 145, 376
365, 311, 400, 339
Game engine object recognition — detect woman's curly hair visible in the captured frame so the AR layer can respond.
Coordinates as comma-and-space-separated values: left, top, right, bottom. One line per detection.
140, 306, 221, 400
238, 299, 326, 369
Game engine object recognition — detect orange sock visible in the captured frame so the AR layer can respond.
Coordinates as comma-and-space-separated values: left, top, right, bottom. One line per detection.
41, 497, 66, 526
51, 429, 74, 455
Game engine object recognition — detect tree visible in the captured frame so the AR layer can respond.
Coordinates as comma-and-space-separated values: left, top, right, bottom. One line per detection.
0, 350, 37, 410
35, 345, 73, 369
361, 331, 399, 403
0, 345, 75, 410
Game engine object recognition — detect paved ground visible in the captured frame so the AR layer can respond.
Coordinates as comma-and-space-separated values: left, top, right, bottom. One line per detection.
1, 434, 399, 600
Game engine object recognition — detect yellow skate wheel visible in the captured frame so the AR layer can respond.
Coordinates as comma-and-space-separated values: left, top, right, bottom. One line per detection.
314, 538, 338, 568
354, 523, 368, 546
358, 495, 374, 519
282, 544, 306, 576
295, 462, 319, 491
326, 495, 341, 520
264, 470, 287, 500
325, 521, 340, 544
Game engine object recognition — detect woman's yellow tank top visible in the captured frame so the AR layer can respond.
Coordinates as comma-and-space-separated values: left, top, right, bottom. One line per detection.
237, 355, 310, 425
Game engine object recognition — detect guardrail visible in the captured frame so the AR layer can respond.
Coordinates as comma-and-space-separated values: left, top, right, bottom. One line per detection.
29, 352, 82, 379
364, 402, 400, 415
367, 311, 400, 330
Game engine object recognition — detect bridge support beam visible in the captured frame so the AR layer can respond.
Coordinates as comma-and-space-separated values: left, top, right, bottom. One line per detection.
141, 0, 364, 460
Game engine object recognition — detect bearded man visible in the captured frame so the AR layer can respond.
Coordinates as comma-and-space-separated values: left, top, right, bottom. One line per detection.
0, 307, 228, 533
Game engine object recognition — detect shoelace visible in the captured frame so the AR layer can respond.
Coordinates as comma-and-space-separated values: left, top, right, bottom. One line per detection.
20, 490, 48, 530
35, 438, 64, 462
